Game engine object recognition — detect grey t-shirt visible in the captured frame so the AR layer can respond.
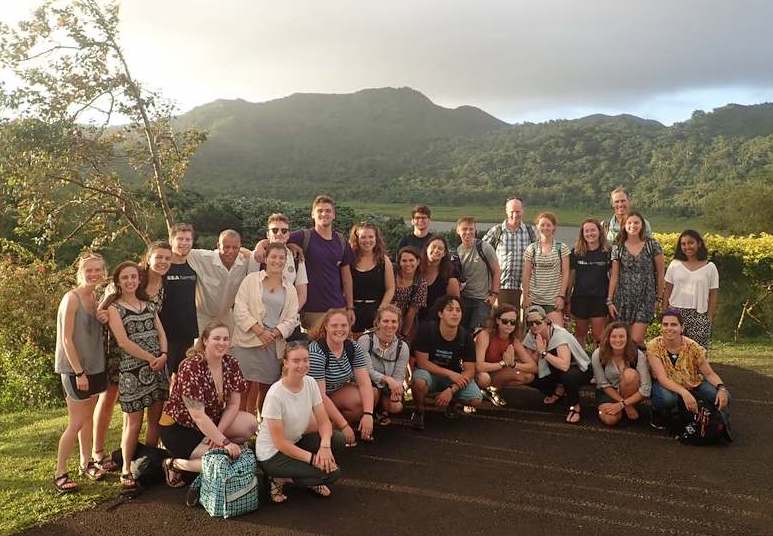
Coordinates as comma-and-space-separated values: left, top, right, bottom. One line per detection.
55, 291, 105, 374
457, 240, 498, 300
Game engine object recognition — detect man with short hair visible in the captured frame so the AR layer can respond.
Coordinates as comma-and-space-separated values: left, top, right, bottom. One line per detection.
287, 195, 355, 331
397, 205, 434, 253
605, 186, 652, 244
186, 229, 251, 334
410, 295, 482, 430
252, 212, 308, 310
161, 223, 199, 375
456, 216, 500, 330
482, 197, 536, 312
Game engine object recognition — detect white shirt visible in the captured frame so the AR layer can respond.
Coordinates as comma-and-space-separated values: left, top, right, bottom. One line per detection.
255, 375, 322, 461
186, 249, 252, 333
665, 260, 719, 314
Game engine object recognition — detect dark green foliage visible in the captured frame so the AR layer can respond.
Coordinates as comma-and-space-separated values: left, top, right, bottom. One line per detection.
702, 180, 773, 235
174, 90, 773, 215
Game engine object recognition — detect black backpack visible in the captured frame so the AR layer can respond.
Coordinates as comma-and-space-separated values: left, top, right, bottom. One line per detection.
677, 400, 733, 446
111, 442, 171, 487
317, 338, 357, 373
489, 223, 536, 250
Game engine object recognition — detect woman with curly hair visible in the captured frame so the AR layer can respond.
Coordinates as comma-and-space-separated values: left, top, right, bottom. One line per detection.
418, 236, 460, 322
349, 222, 395, 336
391, 246, 427, 340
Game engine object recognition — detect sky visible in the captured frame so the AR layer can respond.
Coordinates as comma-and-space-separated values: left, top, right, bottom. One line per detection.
3, 0, 773, 125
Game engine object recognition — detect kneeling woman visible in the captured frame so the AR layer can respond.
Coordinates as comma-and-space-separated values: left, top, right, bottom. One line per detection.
159, 322, 257, 487
475, 305, 536, 405
591, 322, 651, 426
256, 342, 344, 502
309, 309, 375, 444
358, 305, 410, 425
522, 305, 592, 424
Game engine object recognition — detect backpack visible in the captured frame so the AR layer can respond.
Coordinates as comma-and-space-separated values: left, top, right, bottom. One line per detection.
301, 228, 347, 259
528, 241, 565, 273
318, 338, 357, 373
110, 443, 170, 487
677, 400, 733, 446
489, 223, 536, 250
191, 448, 264, 518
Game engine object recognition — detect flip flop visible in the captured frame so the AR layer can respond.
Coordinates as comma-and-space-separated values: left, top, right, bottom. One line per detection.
566, 405, 581, 424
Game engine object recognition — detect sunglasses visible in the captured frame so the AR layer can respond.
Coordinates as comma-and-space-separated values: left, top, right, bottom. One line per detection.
526, 319, 543, 327
498, 318, 518, 326
269, 228, 289, 235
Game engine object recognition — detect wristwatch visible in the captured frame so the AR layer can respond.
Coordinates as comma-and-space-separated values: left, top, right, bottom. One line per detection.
74, 370, 85, 378
540, 351, 548, 358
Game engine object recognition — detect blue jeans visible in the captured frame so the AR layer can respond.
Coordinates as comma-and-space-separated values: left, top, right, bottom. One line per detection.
462, 298, 491, 331
651, 380, 730, 419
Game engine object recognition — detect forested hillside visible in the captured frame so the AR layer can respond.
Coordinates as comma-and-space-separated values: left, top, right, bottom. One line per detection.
178, 90, 773, 214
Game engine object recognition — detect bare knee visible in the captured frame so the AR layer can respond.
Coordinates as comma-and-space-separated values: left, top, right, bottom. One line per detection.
413, 379, 428, 394
476, 372, 491, 388
599, 412, 622, 426
466, 398, 482, 408
387, 401, 403, 414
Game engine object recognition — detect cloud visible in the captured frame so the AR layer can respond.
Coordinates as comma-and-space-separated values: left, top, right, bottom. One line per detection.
5, 0, 773, 123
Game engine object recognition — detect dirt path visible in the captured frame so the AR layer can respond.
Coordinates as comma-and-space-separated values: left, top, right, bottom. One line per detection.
20, 363, 773, 536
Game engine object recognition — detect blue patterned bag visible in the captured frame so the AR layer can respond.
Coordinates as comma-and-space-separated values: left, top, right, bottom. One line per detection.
192, 448, 261, 518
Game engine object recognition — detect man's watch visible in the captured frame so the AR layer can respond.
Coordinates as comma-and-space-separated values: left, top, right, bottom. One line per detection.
74, 370, 85, 378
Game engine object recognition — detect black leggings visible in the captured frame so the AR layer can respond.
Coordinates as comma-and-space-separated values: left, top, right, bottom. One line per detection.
530, 364, 592, 406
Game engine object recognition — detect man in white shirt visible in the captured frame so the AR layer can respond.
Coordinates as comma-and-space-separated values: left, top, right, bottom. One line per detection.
187, 229, 252, 334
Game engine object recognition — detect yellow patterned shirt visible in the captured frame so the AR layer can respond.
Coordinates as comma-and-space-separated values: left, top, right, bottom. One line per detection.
647, 336, 706, 389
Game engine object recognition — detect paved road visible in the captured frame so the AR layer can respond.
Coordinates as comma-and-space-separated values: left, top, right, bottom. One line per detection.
21, 362, 773, 536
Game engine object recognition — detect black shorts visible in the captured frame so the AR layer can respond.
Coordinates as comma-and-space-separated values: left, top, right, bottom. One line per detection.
595, 389, 618, 405
160, 421, 205, 459
61, 372, 107, 400
571, 296, 608, 319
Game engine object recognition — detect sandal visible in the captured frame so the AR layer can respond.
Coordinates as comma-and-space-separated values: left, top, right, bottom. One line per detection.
543, 387, 566, 405
310, 484, 331, 498
79, 460, 106, 481
93, 451, 119, 473
566, 405, 581, 424
163, 458, 186, 488
270, 478, 287, 504
54, 473, 79, 494
376, 411, 391, 426
120, 473, 139, 491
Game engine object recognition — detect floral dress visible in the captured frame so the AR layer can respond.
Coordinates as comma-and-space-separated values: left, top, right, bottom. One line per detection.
612, 238, 663, 324
114, 301, 168, 412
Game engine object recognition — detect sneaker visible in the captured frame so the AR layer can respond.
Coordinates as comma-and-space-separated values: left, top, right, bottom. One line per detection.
410, 410, 425, 430
185, 485, 200, 508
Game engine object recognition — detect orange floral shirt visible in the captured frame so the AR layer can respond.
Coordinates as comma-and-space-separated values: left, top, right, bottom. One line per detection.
647, 336, 706, 388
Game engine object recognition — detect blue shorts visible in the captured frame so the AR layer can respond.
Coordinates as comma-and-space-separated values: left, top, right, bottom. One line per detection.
413, 368, 482, 402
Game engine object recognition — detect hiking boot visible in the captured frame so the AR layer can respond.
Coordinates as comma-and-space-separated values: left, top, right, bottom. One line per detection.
409, 410, 425, 431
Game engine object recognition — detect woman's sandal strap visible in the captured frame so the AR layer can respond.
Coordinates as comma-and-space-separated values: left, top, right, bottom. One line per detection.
54, 473, 79, 493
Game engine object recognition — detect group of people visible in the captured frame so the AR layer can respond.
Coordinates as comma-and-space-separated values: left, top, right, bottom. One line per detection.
53, 189, 730, 504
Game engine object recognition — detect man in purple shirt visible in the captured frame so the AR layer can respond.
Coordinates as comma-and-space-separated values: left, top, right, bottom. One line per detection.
287, 195, 355, 331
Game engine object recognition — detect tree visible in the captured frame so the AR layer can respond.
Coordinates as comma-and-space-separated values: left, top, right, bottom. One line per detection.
0, 0, 205, 250
703, 179, 773, 235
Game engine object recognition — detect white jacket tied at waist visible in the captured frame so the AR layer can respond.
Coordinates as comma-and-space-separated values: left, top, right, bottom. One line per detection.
232, 271, 299, 358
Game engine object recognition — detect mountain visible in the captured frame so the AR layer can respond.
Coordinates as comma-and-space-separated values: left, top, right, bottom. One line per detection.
175, 88, 773, 213
178, 87, 508, 191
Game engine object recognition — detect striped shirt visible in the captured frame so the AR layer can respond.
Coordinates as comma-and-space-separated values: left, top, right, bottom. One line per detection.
524, 241, 570, 305
482, 222, 536, 290
308, 340, 369, 394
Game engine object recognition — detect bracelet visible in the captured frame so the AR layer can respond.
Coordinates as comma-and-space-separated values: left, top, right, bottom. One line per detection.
489, 290, 499, 295
363, 411, 374, 417
346, 306, 355, 311
309, 452, 315, 465
606, 298, 613, 305
74, 370, 85, 378
717, 383, 727, 391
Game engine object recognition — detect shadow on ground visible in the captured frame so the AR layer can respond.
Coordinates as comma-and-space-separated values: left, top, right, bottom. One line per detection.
19, 363, 773, 536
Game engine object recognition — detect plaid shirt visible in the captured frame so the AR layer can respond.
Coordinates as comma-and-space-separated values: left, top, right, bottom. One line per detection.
483, 221, 535, 290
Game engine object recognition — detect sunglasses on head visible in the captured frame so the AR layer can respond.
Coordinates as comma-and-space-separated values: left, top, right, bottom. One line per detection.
269, 228, 289, 235
498, 318, 518, 326
526, 319, 543, 327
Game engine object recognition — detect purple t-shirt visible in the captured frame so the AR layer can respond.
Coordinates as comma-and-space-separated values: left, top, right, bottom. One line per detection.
289, 229, 354, 313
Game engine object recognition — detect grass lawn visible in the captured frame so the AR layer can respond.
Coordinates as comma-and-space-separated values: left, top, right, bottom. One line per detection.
339, 202, 708, 232
1, 339, 769, 535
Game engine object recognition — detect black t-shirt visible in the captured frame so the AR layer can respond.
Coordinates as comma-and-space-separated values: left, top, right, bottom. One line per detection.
413, 321, 475, 373
397, 233, 434, 255
570, 248, 610, 297
160, 261, 198, 341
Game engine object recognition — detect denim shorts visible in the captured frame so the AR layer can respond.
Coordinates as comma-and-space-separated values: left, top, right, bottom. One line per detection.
412, 368, 482, 402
